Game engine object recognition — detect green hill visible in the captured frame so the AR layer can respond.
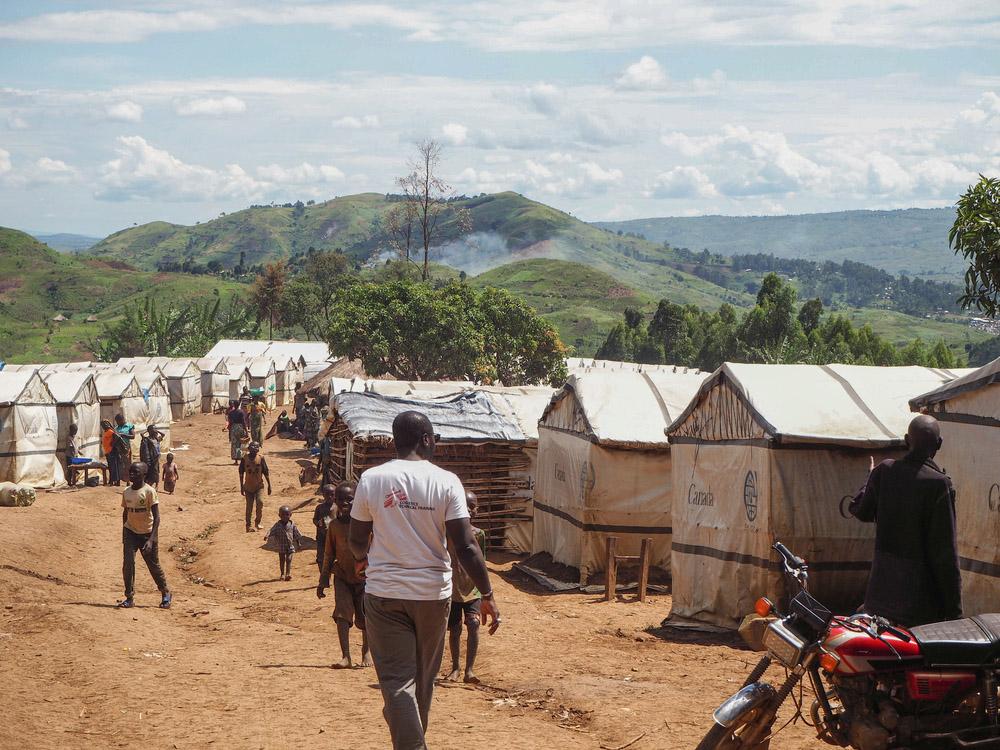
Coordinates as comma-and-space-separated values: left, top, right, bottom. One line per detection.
0, 227, 245, 363
596, 208, 963, 283
471, 259, 653, 353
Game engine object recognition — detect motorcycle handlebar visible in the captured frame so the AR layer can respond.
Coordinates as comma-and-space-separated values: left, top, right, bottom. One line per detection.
773, 542, 806, 570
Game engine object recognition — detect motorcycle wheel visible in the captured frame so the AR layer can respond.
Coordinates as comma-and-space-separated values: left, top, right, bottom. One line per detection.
694, 715, 772, 750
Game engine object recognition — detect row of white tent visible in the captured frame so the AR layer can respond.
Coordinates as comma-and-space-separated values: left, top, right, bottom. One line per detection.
0, 342, 336, 487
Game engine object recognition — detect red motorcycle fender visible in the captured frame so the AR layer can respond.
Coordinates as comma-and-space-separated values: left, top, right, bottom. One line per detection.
712, 682, 778, 728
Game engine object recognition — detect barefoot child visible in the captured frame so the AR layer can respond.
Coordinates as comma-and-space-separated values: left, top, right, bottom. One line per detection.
446, 491, 486, 683
313, 484, 337, 569
316, 481, 370, 669
162, 453, 179, 494
264, 505, 303, 581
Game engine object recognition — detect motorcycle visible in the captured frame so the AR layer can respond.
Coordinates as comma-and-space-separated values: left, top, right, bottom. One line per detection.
696, 542, 1000, 749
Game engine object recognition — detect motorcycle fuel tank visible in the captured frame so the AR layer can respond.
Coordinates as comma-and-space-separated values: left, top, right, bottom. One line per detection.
824, 624, 922, 674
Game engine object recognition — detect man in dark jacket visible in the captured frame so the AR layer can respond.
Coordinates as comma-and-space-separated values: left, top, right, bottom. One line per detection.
850, 414, 962, 626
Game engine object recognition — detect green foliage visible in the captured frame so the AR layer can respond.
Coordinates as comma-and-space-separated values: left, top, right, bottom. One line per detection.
87, 295, 258, 361
279, 251, 349, 339
597, 274, 962, 369
965, 335, 1000, 367
324, 280, 566, 385
951, 175, 1000, 316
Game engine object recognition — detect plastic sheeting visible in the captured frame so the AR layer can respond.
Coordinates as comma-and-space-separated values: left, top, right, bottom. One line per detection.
910, 357, 1000, 617
0, 371, 64, 487
207, 339, 331, 365
224, 357, 277, 409
130, 368, 172, 449
94, 373, 150, 457
333, 391, 525, 443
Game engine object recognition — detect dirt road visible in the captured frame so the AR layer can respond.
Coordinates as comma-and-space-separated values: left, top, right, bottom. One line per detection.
0, 413, 820, 749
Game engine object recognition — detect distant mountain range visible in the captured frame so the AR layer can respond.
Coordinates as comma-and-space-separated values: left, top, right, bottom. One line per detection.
596, 208, 962, 283
31, 232, 101, 252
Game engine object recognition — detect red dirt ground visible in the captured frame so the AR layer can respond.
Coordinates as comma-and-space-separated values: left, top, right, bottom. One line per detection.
0, 413, 821, 749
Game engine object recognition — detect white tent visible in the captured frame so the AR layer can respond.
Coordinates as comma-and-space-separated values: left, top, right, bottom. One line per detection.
159, 359, 201, 419
533, 366, 709, 582
666, 363, 973, 629
94, 373, 150, 457
364, 380, 476, 398
0, 371, 64, 487
272, 355, 304, 407
130, 367, 172, 448
910, 359, 1000, 617
116, 356, 171, 370
230, 357, 277, 409
225, 364, 252, 402
0, 364, 41, 373
195, 357, 231, 413
41, 371, 102, 464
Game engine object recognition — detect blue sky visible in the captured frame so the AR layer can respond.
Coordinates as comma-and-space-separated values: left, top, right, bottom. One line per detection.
1, 1, 999, 236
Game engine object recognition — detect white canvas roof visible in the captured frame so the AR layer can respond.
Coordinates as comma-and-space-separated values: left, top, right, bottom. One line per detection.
160, 359, 200, 378
669, 363, 974, 449
0, 370, 54, 405
567, 357, 691, 373
41, 371, 97, 405
94, 372, 143, 400
0, 364, 40, 373
130, 367, 167, 390
207, 339, 331, 365
472, 386, 555, 442
195, 357, 229, 375
365, 380, 475, 398
910, 357, 1000, 409
224, 356, 274, 379
542, 368, 709, 448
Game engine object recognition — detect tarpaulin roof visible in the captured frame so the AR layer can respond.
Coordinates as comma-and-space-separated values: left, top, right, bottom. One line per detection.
567, 357, 696, 373
0, 370, 55, 405
334, 391, 526, 443
542, 367, 709, 448
669, 362, 974, 448
160, 359, 200, 378
224, 356, 274, 379
195, 357, 229, 374
365, 380, 475, 397
910, 357, 1000, 409
41, 371, 97, 405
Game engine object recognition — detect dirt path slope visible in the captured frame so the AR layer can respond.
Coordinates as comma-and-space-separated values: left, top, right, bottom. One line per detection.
0, 413, 818, 749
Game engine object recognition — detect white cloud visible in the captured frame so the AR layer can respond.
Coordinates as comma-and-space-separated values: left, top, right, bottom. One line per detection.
616, 55, 668, 90
526, 82, 561, 115
174, 96, 247, 117
0, 149, 11, 174
864, 151, 913, 195
649, 166, 717, 198
255, 162, 345, 184
97, 136, 260, 202
105, 100, 143, 122
455, 155, 623, 200
442, 122, 469, 146
576, 112, 628, 145
6, 114, 29, 130
333, 114, 380, 128
579, 161, 623, 185
33, 157, 77, 183
660, 131, 723, 157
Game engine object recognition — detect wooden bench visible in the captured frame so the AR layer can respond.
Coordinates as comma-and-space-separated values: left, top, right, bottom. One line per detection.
604, 536, 652, 602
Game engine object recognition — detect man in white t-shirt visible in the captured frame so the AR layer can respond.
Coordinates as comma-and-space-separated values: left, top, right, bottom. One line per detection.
350, 411, 500, 750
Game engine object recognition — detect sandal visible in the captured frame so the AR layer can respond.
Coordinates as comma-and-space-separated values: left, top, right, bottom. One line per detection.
118, 598, 134, 609
159, 592, 172, 609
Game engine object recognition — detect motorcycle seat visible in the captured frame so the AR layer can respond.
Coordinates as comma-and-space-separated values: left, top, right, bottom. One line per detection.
910, 615, 1000, 666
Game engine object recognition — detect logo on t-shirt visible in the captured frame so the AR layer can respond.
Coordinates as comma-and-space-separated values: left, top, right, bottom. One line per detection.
384, 488, 408, 508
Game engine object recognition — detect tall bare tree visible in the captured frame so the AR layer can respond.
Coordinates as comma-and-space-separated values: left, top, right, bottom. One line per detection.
250, 261, 288, 338
383, 200, 418, 263
396, 140, 472, 280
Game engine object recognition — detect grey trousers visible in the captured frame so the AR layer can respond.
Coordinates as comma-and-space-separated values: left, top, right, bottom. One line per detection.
364, 594, 450, 750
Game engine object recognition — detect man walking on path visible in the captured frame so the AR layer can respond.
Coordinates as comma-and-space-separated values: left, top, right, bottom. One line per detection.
850, 413, 962, 626
239, 441, 272, 532
349, 411, 500, 750
119, 461, 171, 609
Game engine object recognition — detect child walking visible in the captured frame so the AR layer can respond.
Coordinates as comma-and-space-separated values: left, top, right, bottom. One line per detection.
264, 505, 303, 581
446, 491, 487, 683
162, 453, 179, 494
316, 481, 370, 669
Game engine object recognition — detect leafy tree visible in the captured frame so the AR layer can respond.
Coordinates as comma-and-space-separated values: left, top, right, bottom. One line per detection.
475, 287, 568, 386
798, 298, 823, 334
250, 261, 288, 338
325, 281, 566, 385
279, 251, 349, 339
951, 175, 1000, 315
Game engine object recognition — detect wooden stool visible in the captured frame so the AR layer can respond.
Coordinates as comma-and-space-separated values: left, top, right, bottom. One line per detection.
604, 536, 652, 602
